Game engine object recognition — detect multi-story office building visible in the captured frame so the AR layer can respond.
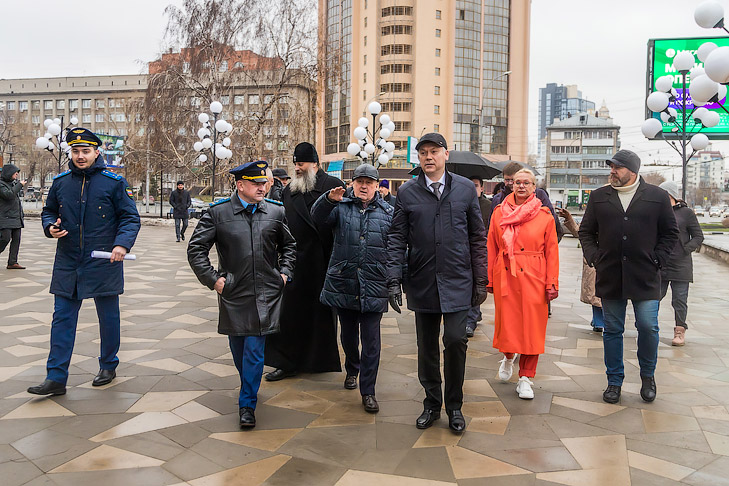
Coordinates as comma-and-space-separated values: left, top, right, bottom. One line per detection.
318, 0, 531, 172
687, 150, 725, 206
545, 109, 620, 207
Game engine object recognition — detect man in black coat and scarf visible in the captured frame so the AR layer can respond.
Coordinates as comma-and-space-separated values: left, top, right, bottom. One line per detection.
265, 142, 345, 380
0, 163, 26, 269
579, 150, 678, 405
169, 181, 191, 242
386, 133, 488, 433
188, 161, 296, 428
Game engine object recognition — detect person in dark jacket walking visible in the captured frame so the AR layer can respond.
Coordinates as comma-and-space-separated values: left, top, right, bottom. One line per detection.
465, 175, 492, 337
0, 163, 26, 269
28, 128, 141, 396
386, 133, 488, 433
265, 142, 345, 380
378, 179, 396, 207
312, 164, 394, 414
578, 150, 679, 405
169, 181, 191, 242
658, 181, 704, 346
188, 161, 296, 428
267, 168, 289, 202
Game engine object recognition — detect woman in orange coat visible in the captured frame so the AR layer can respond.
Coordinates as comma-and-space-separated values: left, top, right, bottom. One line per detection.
487, 169, 559, 399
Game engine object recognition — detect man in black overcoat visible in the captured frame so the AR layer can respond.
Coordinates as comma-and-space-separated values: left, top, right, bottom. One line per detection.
264, 142, 345, 380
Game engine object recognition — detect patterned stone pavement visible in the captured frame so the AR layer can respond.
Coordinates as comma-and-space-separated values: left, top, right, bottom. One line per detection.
1, 222, 729, 486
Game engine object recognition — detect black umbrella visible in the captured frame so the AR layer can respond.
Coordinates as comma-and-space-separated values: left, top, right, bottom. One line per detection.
492, 160, 540, 176
408, 151, 502, 180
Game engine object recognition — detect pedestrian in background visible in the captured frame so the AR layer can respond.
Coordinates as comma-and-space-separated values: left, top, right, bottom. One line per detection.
28, 128, 141, 396
312, 164, 394, 414
386, 133, 488, 433
488, 169, 559, 400
169, 180, 191, 242
378, 179, 396, 207
658, 180, 704, 346
188, 161, 296, 428
579, 150, 678, 404
465, 175, 492, 337
0, 163, 26, 269
268, 168, 290, 201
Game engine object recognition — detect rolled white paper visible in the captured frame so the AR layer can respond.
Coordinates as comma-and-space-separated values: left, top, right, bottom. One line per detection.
90, 251, 137, 261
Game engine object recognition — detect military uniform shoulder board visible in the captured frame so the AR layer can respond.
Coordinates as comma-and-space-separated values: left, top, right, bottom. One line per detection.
101, 170, 123, 181
210, 197, 231, 207
264, 198, 283, 206
54, 170, 71, 180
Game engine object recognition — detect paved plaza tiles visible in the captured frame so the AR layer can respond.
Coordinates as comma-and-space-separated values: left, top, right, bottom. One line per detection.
1, 222, 729, 485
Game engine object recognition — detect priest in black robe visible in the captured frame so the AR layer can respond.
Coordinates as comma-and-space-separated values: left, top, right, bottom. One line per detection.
264, 142, 345, 380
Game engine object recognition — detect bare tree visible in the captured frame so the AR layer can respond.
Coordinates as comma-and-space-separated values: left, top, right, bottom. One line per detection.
642, 172, 666, 186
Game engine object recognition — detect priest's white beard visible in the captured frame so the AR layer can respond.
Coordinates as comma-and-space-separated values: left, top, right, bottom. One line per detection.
289, 166, 317, 194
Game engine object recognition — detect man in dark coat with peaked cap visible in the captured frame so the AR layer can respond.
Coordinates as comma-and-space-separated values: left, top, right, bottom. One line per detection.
265, 142, 345, 380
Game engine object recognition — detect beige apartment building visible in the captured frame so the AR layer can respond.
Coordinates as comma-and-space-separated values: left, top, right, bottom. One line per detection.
317, 0, 530, 171
0, 75, 147, 139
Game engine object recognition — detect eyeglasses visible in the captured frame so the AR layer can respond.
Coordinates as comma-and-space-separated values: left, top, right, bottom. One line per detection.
513, 181, 534, 187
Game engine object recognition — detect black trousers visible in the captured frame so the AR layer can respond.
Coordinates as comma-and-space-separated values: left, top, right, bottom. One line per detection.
660, 279, 690, 329
337, 308, 382, 396
0, 228, 21, 265
415, 310, 469, 412
174, 218, 189, 239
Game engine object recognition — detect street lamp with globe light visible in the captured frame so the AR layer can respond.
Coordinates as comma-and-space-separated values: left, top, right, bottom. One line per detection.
193, 101, 233, 197
35, 115, 78, 174
346, 100, 397, 167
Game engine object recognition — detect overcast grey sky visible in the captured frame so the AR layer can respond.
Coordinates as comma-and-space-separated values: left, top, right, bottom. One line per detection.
1, 0, 724, 173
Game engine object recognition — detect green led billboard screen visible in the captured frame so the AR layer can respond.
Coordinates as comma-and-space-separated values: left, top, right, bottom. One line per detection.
647, 36, 729, 139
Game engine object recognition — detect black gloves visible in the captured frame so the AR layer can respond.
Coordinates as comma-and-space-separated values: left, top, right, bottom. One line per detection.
388, 282, 402, 314
472, 282, 488, 307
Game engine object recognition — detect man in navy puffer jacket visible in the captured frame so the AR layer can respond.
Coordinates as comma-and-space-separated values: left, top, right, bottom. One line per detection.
311, 164, 393, 414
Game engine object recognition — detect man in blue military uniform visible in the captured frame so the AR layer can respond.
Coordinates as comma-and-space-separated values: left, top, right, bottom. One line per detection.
188, 160, 296, 428
28, 128, 141, 396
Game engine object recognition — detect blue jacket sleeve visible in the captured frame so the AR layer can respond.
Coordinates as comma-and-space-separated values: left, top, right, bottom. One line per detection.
113, 177, 141, 251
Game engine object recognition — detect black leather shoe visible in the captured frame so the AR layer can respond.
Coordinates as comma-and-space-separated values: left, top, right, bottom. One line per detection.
416, 409, 441, 429
362, 395, 379, 413
603, 385, 621, 404
92, 369, 116, 387
181, 234, 185, 241
447, 409, 466, 433
344, 375, 357, 390
27, 379, 66, 396
465, 325, 475, 338
640, 375, 656, 403
239, 407, 256, 428
265, 369, 297, 381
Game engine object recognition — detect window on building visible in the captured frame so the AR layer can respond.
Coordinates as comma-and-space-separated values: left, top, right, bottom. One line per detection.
381, 6, 413, 16
363, 90, 367, 100
364, 17, 367, 27
278, 125, 289, 136
183, 62, 190, 73
55, 100, 64, 110
436, 9, 441, 19
19, 101, 28, 111
249, 94, 260, 105
381, 25, 413, 35
435, 29, 441, 37
435, 67, 441, 76
7, 101, 15, 110
434, 124, 440, 132
82, 99, 91, 109
115, 113, 126, 122
394, 121, 411, 131
32, 101, 40, 110
44, 100, 53, 110
82, 114, 91, 123
264, 94, 274, 104
381, 44, 413, 55
96, 99, 105, 109
31, 115, 40, 124
233, 62, 245, 69
96, 114, 105, 122
363, 73, 367, 83
434, 105, 440, 114
381, 83, 412, 93
364, 36, 367, 46
219, 61, 228, 72
221, 95, 230, 105
234, 95, 245, 104
69, 100, 78, 110
435, 48, 441, 57
434, 86, 440, 95
459, 9, 465, 20
381, 63, 412, 74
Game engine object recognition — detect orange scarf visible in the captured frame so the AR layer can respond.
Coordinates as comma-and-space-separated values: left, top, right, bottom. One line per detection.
499, 193, 542, 276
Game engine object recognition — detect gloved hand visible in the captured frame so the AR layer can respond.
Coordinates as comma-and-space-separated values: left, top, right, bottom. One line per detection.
472, 283, 488, 306
388, 282, 402, 314
546, 285, 559, 301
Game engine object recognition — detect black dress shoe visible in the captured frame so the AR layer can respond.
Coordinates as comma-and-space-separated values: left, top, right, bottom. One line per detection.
239, 407, 256, 428
640, 375, 657, 402
447, 409, 466, 433
92, 369, 116, 387
344, 375, 357, 390
603, 385, 621, 404
416, 409, 441, 429
465, 325, 475, 338
264, 369, 297, 382
362, 395, 379, 413
181, 234, 185, 241
27, 379, 66, 396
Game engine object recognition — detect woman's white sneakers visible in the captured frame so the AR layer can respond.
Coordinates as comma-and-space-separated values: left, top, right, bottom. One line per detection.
516, 376, 534, 400
497, 355, 517, 382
